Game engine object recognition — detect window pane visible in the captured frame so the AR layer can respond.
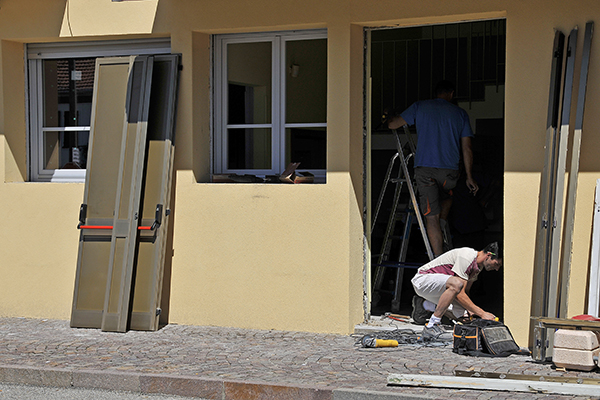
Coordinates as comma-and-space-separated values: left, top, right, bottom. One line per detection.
285, 127, 326, 169
227, 42, 272, 125
286, 39, 327, 124
43, 130, 89, 170
43, 58, 95, 128
228, 128, 271, 169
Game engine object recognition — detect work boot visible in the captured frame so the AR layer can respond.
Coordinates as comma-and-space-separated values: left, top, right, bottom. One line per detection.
411, 295, 433, 325
421, 323, 452, 342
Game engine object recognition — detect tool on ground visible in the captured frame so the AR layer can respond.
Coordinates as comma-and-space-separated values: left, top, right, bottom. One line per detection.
383, 312, 411, 322
452, 318, 525, 357
361, 336, 399, 348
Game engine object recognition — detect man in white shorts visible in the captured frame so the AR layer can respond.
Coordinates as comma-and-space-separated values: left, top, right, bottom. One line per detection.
411, 242, 502, 339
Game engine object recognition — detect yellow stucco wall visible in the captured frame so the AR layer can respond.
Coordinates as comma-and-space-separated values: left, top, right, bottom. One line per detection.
169, 172, 360, 332
0, 134, 83, 317
1, 0, 600, 341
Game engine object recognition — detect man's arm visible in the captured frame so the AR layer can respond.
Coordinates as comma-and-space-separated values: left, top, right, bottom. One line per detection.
455, 279, 495, 320
388, 115, 408, 130
461, 136, 479, 195
465, 279, 474, 295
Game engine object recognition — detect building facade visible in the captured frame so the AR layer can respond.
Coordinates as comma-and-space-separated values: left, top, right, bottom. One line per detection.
1, 0, 599, 345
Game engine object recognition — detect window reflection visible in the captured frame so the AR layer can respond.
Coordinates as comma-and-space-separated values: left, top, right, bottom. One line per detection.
228, 128, 271, 170
43, 58, 95, 169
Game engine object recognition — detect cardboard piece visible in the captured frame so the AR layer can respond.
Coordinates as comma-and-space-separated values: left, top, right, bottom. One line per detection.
279, 162, 314, 184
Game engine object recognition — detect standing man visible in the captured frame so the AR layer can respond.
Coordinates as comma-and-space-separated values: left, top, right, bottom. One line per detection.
410, 242, 502, 339
387, 80, 478, 257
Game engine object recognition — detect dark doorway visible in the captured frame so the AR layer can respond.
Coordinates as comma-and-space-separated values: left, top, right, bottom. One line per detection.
368, 20, 506, 319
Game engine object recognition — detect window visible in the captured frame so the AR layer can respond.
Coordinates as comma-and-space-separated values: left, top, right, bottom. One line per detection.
27, 39, 171, 182
214, 30, 327, 180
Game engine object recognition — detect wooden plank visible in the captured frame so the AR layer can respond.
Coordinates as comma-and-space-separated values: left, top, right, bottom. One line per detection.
533, 316, 600, 330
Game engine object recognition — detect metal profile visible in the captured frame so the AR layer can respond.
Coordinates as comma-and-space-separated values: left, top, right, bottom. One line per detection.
531, 30, 565, 334
455, 369, 600, 385
547, 27, 578, 320
588, 179, 600, 317
388, 373, 600, 396
129, 54, 181, 331
560, 22, 593, 317
70, 57, 135, 329
71, 54, 181, 332
101, 56, 155, 333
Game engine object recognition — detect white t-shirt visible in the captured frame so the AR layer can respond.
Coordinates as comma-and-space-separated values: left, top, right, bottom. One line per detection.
417, 247, 480, 281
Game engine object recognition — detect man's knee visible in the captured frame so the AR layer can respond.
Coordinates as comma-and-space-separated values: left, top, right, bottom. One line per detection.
445, 276, 464, 294
425, 215, 441, 235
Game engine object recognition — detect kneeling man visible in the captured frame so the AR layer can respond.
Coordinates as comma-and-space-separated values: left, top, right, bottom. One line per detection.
411, 242, 502, 339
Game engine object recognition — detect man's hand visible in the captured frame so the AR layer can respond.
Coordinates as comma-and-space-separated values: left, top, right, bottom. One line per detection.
461, 137, 478, 195
480, 311, 496, 320
466, 177, 479, 196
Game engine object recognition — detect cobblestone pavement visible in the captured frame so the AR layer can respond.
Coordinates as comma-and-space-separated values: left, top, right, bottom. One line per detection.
0, 318, 599, 399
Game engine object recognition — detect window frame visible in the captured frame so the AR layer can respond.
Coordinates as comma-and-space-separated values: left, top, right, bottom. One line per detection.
213, 30, 327, 179
27, 38, 171, 182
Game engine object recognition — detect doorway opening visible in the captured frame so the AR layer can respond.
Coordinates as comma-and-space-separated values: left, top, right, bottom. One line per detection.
367, 20, 506, 319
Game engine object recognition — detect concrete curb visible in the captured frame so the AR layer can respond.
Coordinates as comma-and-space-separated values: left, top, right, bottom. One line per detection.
0, 365, 431, 400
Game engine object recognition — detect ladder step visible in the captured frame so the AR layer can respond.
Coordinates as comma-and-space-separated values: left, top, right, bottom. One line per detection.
374, 289, 396, 296
373, 261, 423, 269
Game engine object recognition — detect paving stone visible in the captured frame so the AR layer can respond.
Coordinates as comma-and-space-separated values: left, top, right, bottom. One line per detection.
332, 388, 432, 400
72, 369, 141, 392
0, 317, 599, 399
140, 374, 223, 398
223, 381, 332, 400
0, 365, 72, 387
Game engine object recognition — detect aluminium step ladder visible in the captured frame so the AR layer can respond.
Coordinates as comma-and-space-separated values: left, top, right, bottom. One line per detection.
371, 126, 434, 313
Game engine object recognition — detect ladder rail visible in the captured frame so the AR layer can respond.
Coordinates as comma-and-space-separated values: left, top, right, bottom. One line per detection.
372, 169, 407, 292
394, 129, 434, 260
371, 127, 434, 311
402, 124, 417, 155
371, 152, 400, 234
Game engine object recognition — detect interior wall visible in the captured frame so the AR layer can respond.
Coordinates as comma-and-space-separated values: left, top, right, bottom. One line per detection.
285, 38, 328, 123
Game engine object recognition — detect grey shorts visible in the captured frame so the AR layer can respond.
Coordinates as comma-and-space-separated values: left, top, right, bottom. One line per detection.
411, 273, 466, 318
414, 167, 459, 216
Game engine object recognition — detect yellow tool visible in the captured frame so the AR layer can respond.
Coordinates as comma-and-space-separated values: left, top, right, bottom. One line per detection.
361, 337, 399, 348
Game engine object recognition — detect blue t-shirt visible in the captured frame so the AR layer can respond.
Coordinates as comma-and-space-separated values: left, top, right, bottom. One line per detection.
401, 98, 473, 170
